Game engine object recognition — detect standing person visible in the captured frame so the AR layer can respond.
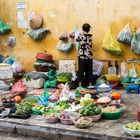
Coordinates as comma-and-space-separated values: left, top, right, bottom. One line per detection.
76, 23, 93, 87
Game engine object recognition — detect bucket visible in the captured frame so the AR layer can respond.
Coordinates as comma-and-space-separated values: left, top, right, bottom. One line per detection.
108, 80, 118, 89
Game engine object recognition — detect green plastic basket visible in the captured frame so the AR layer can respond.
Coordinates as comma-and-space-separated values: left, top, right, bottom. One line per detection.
102, 110, 122, 120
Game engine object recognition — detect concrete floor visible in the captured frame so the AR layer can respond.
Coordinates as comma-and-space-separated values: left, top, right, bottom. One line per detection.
0, 133, 42, 140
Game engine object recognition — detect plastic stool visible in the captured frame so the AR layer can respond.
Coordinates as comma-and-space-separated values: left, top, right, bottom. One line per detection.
126, 84, 139, 94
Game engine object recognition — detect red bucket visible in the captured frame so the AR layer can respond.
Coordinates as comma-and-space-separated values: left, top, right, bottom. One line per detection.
108, 80, 119, 89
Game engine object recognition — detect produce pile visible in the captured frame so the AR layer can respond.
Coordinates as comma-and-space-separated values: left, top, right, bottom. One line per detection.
102, 106, 120, 113
124, 122, 140, 130
57, 72, 73, 83
79, 103, 101, 116
0, 82, 128, 130
123, 122, 140, 137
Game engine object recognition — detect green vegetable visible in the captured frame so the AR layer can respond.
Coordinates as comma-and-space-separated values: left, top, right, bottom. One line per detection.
79, 103, 101, 116
95, 108, 102, 115
79, 108, 84, 114
125, 122, 140, 130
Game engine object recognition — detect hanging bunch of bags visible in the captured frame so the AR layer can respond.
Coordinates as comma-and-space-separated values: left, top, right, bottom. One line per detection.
0, 19, 11, 35
56, 31, 73, 53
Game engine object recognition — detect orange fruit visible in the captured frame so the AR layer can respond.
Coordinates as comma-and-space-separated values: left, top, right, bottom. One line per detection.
112, 92, 122, 100
14, 96, 22, 103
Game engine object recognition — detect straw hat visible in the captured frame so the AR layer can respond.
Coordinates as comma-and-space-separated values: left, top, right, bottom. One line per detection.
29, 14, 43, 30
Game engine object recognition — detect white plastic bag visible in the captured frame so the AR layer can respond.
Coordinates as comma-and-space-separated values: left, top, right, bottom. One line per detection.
93, 59, 104, 76
120, 61, 128, 78
59, 83, 70, 101
12, 60, 24, 73
131, 28, 140, 54
117, 23, 132, 45
74, 27, 81, 51
23, 77, 45, 89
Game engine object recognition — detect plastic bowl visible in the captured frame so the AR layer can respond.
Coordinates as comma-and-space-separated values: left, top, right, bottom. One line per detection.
102, 110, 122, 120
59, 116, 74, 125
45, 116, 59, 124
123, 126, 140, 137
88, 113, 102, 122
59, 113, 80, 125
73, 117, 92, 129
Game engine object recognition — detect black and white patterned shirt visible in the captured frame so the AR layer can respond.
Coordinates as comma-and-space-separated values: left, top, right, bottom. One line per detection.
76, 33, 93, 59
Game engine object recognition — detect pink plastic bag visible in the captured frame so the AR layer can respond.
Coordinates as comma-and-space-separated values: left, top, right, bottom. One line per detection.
11, 79, 27, 97
12, 60, 24, 73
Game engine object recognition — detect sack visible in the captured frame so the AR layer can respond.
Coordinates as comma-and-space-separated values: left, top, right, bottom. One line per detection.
57, 40, 73, 53
128, 64, 137, 78
0, 19, 11, 35
11, 79, 27, 95
102, 27, 123, 56
117, 23, 132, 45
131, 29, 140, 54
28, 28, 50, 40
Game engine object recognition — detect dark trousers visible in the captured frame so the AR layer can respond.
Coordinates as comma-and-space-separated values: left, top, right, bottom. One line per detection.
77, 58, 93, 84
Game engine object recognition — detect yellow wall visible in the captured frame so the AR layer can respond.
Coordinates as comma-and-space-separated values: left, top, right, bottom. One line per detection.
0, 0, 140, 74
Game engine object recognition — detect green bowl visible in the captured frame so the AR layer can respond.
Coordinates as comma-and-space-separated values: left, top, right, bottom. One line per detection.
102, 110, 122, 120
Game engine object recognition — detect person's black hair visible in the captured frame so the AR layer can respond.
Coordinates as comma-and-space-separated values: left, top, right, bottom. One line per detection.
82, 23, 91, 33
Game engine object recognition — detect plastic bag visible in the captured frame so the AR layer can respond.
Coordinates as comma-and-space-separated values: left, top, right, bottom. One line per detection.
3, 56, 16, 65
43, 70, 57, 88
11, 79, 27, 95
0, 19, 11, 35
7, 36, 16, 47
131, 29, 140, 54
28, 28, 50, 40
128, 64, 137, 78
0, 80, 10, 91
120, 61, 128, 78
59, 83, 70, 101
59, 32, 68, 41
117, 23, 132, 45
12, 60, 24, 73
38, 85, 50, 106
57, 40, 73, 53
102, 27, 123, 56
23, 78, 45, 89
74, 27, 81, 51
37, 96, 49, 106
